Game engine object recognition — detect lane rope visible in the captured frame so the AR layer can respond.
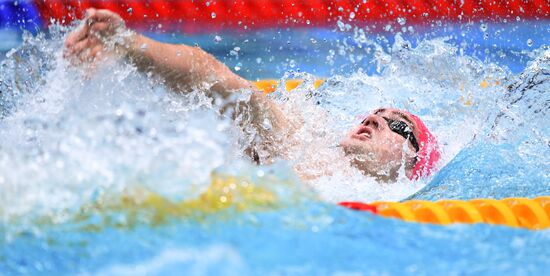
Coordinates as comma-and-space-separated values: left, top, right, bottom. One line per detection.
32, 0, 549, 31
340, 197, 550, 230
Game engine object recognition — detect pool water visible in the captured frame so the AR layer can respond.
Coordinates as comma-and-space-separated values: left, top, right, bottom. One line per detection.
0, 18, 549, 274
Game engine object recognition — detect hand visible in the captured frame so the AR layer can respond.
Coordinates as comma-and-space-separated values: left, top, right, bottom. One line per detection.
64, 8, 129, 63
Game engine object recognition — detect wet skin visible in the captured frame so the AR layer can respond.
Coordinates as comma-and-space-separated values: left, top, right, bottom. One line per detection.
64, 9, 422, 182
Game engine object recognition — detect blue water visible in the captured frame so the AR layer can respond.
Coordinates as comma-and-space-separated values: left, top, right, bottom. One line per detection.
0, 18, 549, 275
4, 206, 550, 275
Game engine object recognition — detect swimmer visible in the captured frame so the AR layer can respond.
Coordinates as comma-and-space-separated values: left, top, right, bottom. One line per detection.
64, 8, 440, 182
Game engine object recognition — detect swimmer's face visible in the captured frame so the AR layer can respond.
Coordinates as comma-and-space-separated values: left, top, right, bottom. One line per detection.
339, 108, 419, 181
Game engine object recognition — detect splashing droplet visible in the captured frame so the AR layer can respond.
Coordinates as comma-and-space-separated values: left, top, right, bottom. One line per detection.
480, 23, 487, 32
289, 60, 297, 68
397, 17, 406, 26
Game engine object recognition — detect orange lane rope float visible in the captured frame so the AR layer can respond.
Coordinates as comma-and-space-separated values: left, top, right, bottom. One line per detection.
340, 197, 550, 230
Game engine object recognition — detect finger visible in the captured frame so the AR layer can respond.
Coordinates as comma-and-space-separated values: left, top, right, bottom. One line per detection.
79, 43, 104, 63
65, 9, 97, 48
88, 44, 105, 62
90, 22, 111, 36
87, 35, 103, 49
65, 24, 89, 49
65, 22, 109, 50
84, 8, 97, 21
73, 37, 93, 55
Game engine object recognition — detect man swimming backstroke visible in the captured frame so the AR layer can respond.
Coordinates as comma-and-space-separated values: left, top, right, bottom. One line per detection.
64, 8, 440, 183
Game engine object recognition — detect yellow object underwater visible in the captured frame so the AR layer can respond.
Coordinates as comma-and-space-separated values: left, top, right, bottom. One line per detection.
79, 174, 279, 227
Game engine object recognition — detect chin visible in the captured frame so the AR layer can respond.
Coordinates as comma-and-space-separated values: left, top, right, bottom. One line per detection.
339, 138, 356, 155
340, 137, 370, 155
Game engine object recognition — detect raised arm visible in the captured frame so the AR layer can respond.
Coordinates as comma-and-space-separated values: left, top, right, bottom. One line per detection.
64, 8, 295, 162
64, 8, 250, 95
125, 35, 251, 96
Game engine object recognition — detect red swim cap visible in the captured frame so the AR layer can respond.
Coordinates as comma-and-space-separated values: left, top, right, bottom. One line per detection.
403, 111, 440, 180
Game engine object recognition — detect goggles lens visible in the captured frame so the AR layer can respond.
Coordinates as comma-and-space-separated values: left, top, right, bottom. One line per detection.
382, 117, 420, 152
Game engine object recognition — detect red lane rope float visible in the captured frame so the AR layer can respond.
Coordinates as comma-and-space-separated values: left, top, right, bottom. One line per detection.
339, 197, 550, 230
33, 0, 549, 32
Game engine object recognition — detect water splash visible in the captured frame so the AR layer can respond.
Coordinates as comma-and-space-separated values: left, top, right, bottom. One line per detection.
0, 21, 549, 275
0, 27, 254, 230
410, 48, 550, 200
0, 23, 548, 232
265, 33, 519, 202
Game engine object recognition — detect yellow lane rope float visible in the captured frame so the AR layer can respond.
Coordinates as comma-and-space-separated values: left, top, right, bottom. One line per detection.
254, 78, 500, 107
254, 79, 324, 93
254, 79, 499, 93
341, 197, 550, 230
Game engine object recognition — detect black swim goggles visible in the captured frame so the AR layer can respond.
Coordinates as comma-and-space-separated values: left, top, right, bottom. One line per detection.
382, 117, 420, 152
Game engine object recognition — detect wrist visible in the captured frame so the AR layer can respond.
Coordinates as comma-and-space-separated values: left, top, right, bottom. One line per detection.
114, 28, 137, 55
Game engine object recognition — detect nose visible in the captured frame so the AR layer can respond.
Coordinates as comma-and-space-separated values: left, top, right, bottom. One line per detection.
361, 114, 384, 129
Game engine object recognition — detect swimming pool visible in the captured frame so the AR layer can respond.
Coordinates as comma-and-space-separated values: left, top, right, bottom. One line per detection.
1, 2, 549, 275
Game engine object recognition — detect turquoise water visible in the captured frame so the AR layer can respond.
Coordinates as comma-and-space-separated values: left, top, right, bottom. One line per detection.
0, 19, 549, 274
